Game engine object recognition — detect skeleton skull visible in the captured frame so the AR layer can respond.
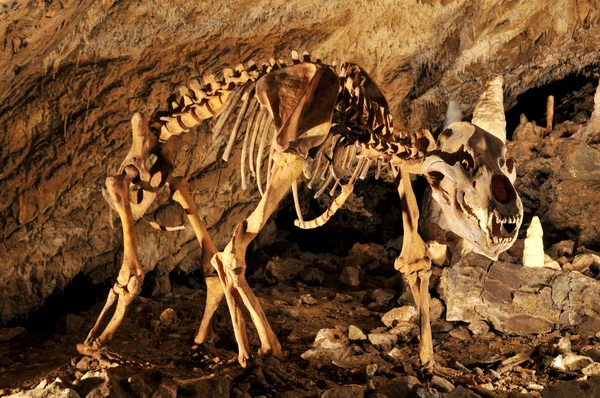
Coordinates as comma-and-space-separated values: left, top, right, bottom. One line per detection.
422, 121, 523, 259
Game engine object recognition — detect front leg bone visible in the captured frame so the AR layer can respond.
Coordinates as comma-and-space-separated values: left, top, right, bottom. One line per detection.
394, 167, 435, 369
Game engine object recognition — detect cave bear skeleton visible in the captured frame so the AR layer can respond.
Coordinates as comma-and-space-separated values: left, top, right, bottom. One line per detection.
78, 51, 524, 372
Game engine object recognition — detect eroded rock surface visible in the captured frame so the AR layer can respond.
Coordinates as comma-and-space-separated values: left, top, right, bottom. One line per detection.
2, 0, 600, 323
441, 253, 600, 336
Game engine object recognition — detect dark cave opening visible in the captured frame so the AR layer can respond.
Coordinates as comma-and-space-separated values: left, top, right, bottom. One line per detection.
6, 274, 109, 336
505, 71, 599, 139
274, 175, 429, 256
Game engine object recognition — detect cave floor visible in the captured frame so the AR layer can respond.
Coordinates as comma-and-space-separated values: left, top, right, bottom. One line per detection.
0, 258, 595, 398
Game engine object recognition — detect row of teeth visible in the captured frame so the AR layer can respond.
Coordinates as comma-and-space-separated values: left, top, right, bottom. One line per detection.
491, 236, 514, 244
488, 210, 519, 226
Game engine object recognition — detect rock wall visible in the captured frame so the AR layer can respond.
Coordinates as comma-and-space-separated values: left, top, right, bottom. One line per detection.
1, 0, 600, 322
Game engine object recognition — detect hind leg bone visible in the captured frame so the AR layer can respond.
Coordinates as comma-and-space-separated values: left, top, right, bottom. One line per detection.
213, 151, 306, 367
78, 167, 144, 355
168, 177, 226, 346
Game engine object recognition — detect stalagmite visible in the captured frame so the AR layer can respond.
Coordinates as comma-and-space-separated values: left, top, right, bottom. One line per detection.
546, 95, 554, 132
523, 216, 544, 268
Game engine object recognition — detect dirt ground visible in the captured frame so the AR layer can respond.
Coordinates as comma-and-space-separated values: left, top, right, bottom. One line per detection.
1, 246, 597, 398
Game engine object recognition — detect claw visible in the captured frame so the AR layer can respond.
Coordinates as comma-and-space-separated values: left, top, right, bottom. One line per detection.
423, 362, 489, 385
76, 344, 124, 368
191, 343, 236, 364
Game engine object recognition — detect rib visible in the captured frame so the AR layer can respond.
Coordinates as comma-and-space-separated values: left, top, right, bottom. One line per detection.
329, 181, 339, 197
249, 107, 267, 177
359, 159, 372, 180
307, 151, 324, 189
222, 85, 256, 161
315, 171, 334, 199
256, 118, 272, 196
296, 183, 355, 229
240, 100, 261, 190
292, 179, 305, 226
266, 128, 275, 188
142, 216, 186, 231
211, 86, 245, 140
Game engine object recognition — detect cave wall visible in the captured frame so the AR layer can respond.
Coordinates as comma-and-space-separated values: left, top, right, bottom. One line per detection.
1, 0, 600, 322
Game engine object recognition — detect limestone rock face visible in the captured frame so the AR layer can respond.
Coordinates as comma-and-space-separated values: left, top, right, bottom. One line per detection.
510, 137, 600, 248
441, 253, 600, 336
2, 0, 600, 322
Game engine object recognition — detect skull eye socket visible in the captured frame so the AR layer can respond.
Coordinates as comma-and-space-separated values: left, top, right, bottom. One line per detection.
460, 159, 471, 171
459, 153, 475, 171
427, 171, 445, 188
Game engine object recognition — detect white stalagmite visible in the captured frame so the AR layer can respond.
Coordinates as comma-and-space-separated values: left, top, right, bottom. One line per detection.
472, 75, 506, 143
523, 216, 544, 268
581, 81, 600, 141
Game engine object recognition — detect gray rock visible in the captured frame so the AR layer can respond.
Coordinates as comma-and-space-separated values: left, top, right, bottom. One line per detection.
430, 375, 454, 393
340, 266, 361, 287
372, 289, 396, 307
542, 378, 600, 398
321, 384, 365, 398
266, 258, 306, 281
301, 328, 350, 361
381, 306, 417, 328
387, 347, 404, 359
560, 139, 600, 181
282, 307, 300, 318
374, 376, 421, 397
335, 293, 354, 303
348, 325, 367, 341
567, 253, 600, 273
366, 363, 378, 378
446, 386, 482, 397
548, 240, 575, 259
582, 346, 600, 362
449, 326, 471, 341
78, 369, 127, 397
468, 320, 490, 336
432, 319, 454, 333
176, 376, 230, 397
299, 267, 325, 285
429, 298, 445, 320
300, 294, 318, 305
438, 253, 600, 336
347, 242, 387, 270
159, 308, 178, 326
6, 379, 81, 398
389, 321, 414, 336
0, 327, 27, 342
551, 354, 594, 372
126, 375, 153, 398
149, 274, 172, 297
75, 356, 97, 372
368, 333, 398, 351
415, 387, 443, 398
65, 314, 85, 334
583, 362, 600, 377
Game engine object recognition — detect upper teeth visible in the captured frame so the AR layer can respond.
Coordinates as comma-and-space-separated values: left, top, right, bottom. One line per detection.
493, 210, 518, 225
